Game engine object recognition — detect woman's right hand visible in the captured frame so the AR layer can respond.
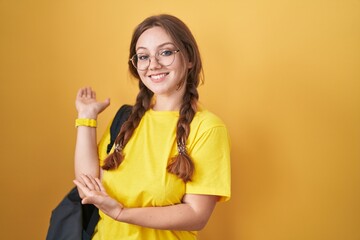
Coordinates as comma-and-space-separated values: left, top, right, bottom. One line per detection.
75, 87, 110, 119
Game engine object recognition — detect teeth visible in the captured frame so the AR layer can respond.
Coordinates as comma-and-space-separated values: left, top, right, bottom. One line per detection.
150, 73, 167, 80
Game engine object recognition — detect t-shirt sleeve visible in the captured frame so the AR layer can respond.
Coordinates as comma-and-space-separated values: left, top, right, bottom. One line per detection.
186, 125, 231, 202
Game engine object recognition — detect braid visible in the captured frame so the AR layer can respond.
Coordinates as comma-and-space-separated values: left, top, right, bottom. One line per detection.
102, 82, 153, 170
167, 82, 199, 182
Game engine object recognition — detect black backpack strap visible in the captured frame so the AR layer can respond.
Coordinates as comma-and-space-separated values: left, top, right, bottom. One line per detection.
82, 205, 99, 240
106, 104, 133, 154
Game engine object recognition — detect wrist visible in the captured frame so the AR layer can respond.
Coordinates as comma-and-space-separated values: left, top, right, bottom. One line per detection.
115, 205, 125, 221
77, 113, 98, 119
75, 118, 97, 128
77, 109, 99, 119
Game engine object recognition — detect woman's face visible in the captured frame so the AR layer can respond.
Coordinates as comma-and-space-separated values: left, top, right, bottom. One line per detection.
135, 26, 188, 100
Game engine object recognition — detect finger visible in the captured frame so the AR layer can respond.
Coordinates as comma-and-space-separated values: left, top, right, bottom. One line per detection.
76, 88, 85, 98
80, 174, 96, 190
74, 175, 86, 185
85, 87, 91, 98
94, 178, 106, 193
82, 87, 88, 98
81, 174, 102, 192
88, 87, 95, 99
88, 175, 101, 192
73, 179, 92, 195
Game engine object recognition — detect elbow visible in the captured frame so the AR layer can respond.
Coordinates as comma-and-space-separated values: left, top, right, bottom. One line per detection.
189, 218, 210, 231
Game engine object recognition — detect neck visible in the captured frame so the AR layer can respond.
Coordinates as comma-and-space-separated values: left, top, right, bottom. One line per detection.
152, 82, 187, 111
152, 96, 183, 111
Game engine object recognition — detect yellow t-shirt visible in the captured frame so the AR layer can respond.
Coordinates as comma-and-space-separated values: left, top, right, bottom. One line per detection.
92, 108, 231, 240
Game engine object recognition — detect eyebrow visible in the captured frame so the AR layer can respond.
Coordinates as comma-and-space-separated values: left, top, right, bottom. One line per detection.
136, 42, 176, 52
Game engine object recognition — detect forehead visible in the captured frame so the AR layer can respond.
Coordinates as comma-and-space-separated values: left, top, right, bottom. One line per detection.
136, 26, 175, 51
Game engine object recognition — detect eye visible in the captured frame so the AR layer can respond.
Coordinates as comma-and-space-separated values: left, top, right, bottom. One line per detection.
137, 54, 149, 61
160, 50, 174, 57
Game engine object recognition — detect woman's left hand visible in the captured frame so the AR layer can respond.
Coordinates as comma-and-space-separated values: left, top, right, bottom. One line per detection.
73, 174, 123, 220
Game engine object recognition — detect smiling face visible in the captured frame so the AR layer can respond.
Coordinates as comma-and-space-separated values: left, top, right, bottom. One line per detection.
135, 26, 188, 102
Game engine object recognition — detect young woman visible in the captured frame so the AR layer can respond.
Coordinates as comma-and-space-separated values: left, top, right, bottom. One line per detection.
73, 14, 231, 239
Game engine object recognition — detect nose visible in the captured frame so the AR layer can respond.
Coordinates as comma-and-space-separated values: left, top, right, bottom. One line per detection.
148, 56, 162, 70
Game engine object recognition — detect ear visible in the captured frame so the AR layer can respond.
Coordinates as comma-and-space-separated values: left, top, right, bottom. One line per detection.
187, 61, 193, 69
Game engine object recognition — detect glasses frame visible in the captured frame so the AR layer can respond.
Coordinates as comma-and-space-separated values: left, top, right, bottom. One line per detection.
130, 49, 180, 70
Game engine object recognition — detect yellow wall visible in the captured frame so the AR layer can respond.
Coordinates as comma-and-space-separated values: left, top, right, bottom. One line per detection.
0, 1, 359, 239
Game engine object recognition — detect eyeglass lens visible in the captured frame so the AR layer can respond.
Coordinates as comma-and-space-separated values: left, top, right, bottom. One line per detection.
132, 49, 179, 70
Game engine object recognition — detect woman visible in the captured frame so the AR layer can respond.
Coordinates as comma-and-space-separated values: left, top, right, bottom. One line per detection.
73, 14, 231, 239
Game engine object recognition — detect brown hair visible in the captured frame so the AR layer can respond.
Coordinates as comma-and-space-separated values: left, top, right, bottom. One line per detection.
102, 14, 203, 182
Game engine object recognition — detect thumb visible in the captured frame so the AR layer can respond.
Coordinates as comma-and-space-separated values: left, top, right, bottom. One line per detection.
102, 98, 110, 107
97, 98, 111, 113
82, 196, 98, 205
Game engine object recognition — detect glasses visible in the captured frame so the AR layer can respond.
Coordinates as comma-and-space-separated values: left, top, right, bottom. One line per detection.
130, 49, 180, 70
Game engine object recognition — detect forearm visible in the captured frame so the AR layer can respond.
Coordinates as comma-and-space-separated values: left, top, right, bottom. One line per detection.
117, 195, 217, 231
73, 87, 110, 196
74, 126, 100, 179
118, 204, 203, 231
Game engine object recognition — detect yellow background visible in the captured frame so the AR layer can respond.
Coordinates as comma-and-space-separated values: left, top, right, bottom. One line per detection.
0, 0, 359, 239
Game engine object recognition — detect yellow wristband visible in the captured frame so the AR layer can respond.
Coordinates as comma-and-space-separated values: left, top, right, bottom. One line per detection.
75, 118, 97, 128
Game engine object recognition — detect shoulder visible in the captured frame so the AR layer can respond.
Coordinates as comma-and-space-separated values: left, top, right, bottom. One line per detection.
189, 108, 229, 141
192, 109, 226, 129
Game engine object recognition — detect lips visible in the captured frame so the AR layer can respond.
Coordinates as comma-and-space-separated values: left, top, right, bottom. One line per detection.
148, 72, 169, 82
